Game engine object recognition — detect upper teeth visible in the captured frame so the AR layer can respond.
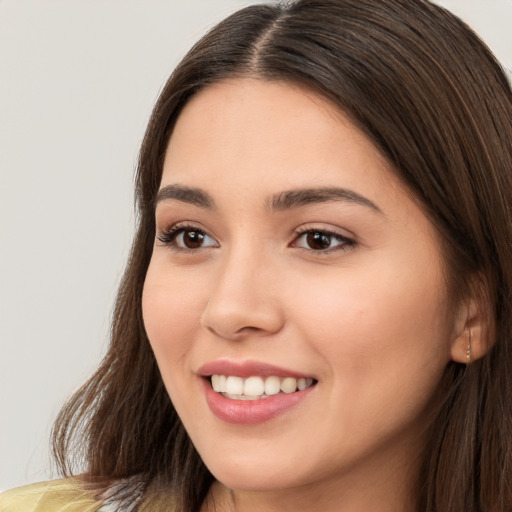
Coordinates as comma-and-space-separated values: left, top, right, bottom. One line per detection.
211, 375, 314, 398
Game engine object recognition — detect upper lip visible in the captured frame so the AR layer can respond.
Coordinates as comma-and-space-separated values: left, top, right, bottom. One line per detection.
197, 359, 315, 379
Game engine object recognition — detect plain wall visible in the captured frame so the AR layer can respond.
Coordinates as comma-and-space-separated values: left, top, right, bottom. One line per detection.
1, 0, 511, 492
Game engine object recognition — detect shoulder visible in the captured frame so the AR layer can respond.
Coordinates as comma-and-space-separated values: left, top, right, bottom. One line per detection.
0, 478, 102, 512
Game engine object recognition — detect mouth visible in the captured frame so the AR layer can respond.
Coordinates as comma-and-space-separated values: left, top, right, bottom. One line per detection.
198, 360, 318, 423
209, 374, 316, 401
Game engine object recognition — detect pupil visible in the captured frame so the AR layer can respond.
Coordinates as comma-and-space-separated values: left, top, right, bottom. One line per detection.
307, 232, 330, 250
184, 231, 204, 248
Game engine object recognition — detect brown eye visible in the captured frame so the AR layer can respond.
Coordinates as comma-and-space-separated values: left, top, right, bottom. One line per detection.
306, 232, 332, 250
293, 229, 353, 252
157, 226, 218, 250
181, 230, 205, 249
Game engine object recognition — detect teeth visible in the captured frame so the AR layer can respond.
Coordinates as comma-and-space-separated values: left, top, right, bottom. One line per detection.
226, 376, 243, 395
224, 393, 268, 401
280, 377, 297, 393
211, 374, 228, 392
244, 376, 265, 396
264, 376, 281, 396
210, 374, 315, 399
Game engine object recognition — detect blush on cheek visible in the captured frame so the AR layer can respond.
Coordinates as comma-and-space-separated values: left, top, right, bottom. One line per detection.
142, 277, 201, 373
142, 284, 175, 366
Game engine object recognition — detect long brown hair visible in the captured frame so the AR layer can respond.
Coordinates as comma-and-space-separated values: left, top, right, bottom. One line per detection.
52, 1, 512, 510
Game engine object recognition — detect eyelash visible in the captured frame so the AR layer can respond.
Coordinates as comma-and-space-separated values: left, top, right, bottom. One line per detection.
157, 223, 215, 252
291, 227, 355, 254
156, 223, 355, 254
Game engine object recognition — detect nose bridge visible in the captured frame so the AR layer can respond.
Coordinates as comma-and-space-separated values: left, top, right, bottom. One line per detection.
200, 238, 284, 340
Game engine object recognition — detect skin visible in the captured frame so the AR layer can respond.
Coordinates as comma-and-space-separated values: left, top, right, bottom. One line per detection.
142, 79, 470, 512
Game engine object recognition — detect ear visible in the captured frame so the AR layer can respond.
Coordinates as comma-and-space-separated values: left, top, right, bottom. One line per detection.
450, 277, 494, 364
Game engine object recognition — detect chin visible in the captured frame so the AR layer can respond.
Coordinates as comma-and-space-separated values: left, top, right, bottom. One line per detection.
200, 448, 319, 493
212, 469, 295, 493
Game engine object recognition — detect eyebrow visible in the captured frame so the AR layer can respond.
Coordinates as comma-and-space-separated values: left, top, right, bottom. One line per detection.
155, 184, 383, 215
268, 187, 383, 214
155, 184, 215, 208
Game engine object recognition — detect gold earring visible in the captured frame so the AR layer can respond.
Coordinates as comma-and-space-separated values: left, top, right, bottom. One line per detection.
466, 332, 471, 363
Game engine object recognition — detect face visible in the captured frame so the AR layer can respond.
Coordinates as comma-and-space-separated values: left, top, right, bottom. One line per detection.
142, 79, 459, 498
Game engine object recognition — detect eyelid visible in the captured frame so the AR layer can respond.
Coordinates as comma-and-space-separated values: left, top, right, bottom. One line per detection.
155, 220, 356, 255
290, 226, 356, 253
156, 221, 219, 250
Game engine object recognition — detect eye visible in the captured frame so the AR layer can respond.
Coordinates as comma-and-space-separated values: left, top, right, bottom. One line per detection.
157, 224, 218, 250
292, 229, 354, 252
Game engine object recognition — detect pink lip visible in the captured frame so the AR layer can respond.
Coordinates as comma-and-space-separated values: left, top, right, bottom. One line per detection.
197, 359, 313, 379
197, 359, 317, 425
201, 379, 315, 424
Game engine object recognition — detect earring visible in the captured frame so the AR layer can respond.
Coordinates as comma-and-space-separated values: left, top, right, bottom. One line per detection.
466, 332, 471, 364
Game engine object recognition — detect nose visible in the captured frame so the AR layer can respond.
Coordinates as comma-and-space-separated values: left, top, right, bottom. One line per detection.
200, 248, 285, 341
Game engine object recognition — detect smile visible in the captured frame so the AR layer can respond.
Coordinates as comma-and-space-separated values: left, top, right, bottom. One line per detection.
198, 360, 317, 424
211, 375, 315, 400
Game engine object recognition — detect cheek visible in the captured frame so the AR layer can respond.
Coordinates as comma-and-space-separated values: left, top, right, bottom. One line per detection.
142, 262, 203, 379
289, 253, 452, 420
295, 257, 449, 348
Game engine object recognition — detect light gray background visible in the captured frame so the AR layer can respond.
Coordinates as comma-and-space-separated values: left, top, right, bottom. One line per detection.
1, 0, 511, 492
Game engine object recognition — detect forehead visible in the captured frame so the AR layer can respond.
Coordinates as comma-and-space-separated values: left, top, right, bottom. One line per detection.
162, 79, 397, 196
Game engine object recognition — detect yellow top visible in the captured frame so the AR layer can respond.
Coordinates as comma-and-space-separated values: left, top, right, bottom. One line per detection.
0, 479, 105, 512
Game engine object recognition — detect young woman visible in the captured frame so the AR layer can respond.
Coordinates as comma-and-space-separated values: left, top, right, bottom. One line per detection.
2, 0, 512, 511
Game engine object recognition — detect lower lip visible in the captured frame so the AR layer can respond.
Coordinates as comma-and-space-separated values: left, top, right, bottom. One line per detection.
202, 378, 315, 424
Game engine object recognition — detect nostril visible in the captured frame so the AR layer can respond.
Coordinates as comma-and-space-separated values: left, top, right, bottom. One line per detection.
200, 290, 285, 341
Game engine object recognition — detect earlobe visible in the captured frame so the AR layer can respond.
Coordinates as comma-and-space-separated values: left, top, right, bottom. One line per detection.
450, 326, 480, 364
450, 284, 494, 364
